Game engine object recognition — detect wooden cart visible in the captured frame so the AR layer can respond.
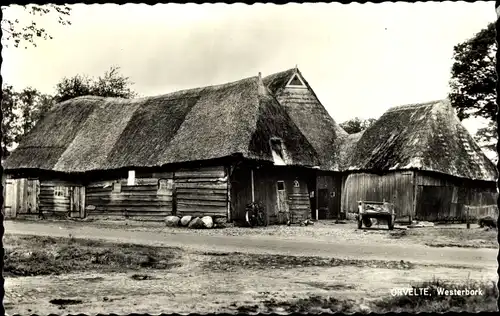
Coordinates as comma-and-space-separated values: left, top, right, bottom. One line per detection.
357, 200, 395, 230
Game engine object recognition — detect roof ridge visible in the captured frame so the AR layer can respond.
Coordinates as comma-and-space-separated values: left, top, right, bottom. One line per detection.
386, 99, 447, 113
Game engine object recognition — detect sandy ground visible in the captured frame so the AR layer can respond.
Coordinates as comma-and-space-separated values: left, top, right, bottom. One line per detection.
4, 219, 498, 314
4, 251, 497, 315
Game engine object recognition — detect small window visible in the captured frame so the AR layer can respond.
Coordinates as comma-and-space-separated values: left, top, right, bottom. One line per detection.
158, 179, 173, 193
112, 182, 122, 193
127, 170, 135, 186
54, 186, 66, 197
270, 138, 286, 165
287, 74, 306, 87
277, 181, 285, 191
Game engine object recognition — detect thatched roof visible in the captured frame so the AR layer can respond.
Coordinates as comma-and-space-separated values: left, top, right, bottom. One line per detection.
347, 100, 497, 181
4, 76, 320, 173
263, 68, 347, 171
338, 131, 364, 170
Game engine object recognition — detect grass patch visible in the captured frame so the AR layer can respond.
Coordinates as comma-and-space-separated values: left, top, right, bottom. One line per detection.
204, 252, 415, 271
262, 296, 358, 313
371, 278, 498, 313
3, 234, 182, 277
243, 279, 498, 313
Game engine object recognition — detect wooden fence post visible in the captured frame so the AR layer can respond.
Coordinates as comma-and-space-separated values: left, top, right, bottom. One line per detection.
466, 205, 470, 229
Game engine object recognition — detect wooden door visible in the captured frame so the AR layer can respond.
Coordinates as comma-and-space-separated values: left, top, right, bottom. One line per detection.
416, 185, 454, 221
25, 179, 39, 214
4, 179, 16, 218
307, 177, 317, 219
70, 186, 86, 218
317, 188, 329, 220
276, 180, 289, 224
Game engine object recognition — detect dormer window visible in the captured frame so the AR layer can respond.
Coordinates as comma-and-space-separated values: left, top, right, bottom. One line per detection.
286, 73, 306, 88
270, 138, 287, 165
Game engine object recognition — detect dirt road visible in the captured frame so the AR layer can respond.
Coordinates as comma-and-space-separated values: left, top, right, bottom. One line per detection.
5, 220, 496, 268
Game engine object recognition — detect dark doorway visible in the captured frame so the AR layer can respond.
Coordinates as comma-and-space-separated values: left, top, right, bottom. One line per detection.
416, 185, 454, 222
317, 188, 329, 220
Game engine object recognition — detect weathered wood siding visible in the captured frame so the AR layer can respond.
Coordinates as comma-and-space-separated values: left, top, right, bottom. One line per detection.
231, 165, 311, 225
39, 180, 72, 216
341, 171, 414, 219
85, 171, 173, 221
3, 177, 39, 217
3, 176, 85, 219
230, 164, 253, 224
342, 170, 498, 222
174, 166, 228, 218
415, 172, 497, 222
286, 178, 310, 224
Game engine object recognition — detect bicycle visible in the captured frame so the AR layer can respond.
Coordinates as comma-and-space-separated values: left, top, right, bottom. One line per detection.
245, 202, 266, 227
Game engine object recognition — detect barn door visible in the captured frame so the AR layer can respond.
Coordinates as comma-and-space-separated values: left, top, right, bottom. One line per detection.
416, 185, 454, 221
276, 180, 289, 224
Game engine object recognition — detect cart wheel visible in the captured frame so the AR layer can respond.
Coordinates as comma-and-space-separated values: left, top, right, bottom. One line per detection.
363, 217, 372, 228
357, 219, 362, 229
388, 217, 394, 230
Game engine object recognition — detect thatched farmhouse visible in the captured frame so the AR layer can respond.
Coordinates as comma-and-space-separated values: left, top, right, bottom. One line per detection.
3, 74, 322, 225
263, 68, 348, 220
3, 67, 497, 225
341, 100, 498, 222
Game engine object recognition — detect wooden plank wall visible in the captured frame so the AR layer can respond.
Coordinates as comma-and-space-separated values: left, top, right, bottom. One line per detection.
341, 171, 414, 218
5, 178, 39, 216
253, 168, 311, 225
253, 169, 279, 224
229, 165, 252, 224
174, 166, 228, 218
85, 172, 173, 221
4, 177, 17, 218
231, 166, 309, 225
286, 179, 310, 223
416, 172, 498, 222
5, 176, 84, 219
39, 180, 73, 217
316, 174, 342, 219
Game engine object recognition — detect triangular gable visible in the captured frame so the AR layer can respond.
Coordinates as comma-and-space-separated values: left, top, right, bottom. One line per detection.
286, 72, 307, 88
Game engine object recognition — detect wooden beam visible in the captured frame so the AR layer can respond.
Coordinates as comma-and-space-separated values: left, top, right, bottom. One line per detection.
411, 171, 417, 223
251, 169, 255, 203
315, 174, 319, 221
226, 165, 232, 223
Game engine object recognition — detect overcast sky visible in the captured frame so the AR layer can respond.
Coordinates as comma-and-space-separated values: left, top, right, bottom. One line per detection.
1, 2, 496, 133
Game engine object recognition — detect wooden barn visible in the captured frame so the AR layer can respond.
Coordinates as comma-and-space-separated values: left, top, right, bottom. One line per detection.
341, 100, 498, 223
263, 68, 348, 220
3, 74, 321, 225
